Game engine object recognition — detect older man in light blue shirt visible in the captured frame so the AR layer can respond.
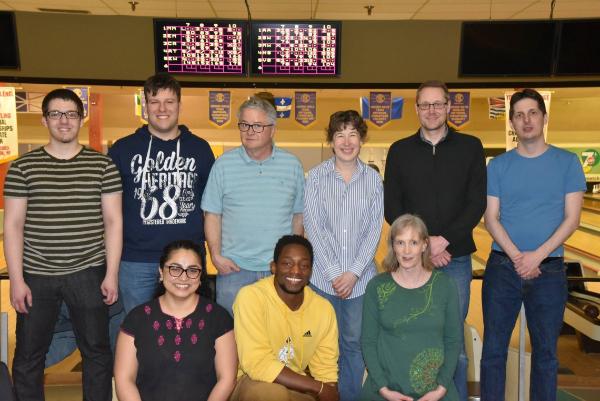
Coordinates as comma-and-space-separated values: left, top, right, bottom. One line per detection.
202, 96, 304, 315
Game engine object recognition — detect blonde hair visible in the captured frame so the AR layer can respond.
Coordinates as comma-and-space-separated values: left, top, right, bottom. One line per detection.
382, 214, 433, 272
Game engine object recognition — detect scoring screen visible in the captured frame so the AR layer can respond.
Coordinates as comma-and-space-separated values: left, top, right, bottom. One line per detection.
251, 21, 340, 76
154, 19, 246, 75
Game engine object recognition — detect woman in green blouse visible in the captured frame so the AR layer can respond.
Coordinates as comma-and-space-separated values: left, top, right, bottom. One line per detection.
361, 214, 461, 401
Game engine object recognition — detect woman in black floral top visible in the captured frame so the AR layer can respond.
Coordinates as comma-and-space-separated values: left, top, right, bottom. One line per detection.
114, 240, 237, 401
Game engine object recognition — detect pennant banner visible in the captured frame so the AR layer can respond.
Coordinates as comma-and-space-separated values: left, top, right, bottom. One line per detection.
209, 91, 231, 127
0, 87, 19, 163
361, 96, 403, 121
448, 91, 470, 129
294, 92, 317, 127
15, 91, 44, 113
135, 89, 149, 124
488, 97, 505, 120
504, 91, 551, 150
275, 97, 292, 118
368, 92, 392, 127
64, 86, 90, 122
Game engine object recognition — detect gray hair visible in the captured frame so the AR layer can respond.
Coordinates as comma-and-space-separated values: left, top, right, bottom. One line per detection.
237, 96, 277, 125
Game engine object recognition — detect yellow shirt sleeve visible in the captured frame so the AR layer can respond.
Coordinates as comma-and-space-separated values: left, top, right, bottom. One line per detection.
233, 285, 285, 382
307, 299, 339, 383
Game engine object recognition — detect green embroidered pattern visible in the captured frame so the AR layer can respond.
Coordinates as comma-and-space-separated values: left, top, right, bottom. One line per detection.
377, 281, 396, 309
393, 271, 440, 328
409, 348, 443, 394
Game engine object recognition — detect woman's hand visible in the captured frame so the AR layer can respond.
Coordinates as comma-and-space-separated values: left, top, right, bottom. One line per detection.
416, 385, 446, 401
379, 386, 413, 401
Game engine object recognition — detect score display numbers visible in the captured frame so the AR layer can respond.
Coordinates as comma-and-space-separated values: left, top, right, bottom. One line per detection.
251, 22, 340, 76
154, 19, 246, 75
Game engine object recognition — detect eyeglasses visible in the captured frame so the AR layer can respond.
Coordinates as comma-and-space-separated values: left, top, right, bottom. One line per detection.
45, 110, 81, 120
238, 122, 273, 133
166, 265, 201, 279
416, 102, 447, 111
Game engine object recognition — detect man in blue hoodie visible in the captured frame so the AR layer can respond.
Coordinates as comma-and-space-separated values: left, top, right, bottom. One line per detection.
108, 73, 215, 313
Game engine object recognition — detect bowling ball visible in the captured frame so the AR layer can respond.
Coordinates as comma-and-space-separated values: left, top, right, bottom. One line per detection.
583, 304, 600, 319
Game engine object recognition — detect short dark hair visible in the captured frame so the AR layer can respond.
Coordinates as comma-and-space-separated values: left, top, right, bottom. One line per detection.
144, 73, 181, 102
42, 89, 84, 117
156, 240, 210, 297
416, 80, 449, 103
509, 88, 546, 120
273, 235, 314, 266
326, 110, 368, 143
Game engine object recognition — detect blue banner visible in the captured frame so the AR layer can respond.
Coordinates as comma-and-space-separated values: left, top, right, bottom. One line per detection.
295, 92, 317, 127
209, 91, 231, 127
448, 91, 470, 129
362, 96, 403, 122
64, 87, 90, 122
275, 97, 292, 118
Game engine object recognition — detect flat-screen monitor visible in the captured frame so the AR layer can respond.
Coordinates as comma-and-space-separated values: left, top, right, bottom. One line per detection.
555, 19, 600, 75
459, 21, 556, 76
0, 11, 19, 69
251, 21, 341, 76
154, 19, 246, 75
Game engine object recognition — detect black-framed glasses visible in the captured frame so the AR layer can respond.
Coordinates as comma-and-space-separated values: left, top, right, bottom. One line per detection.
416, 102, 447, 111
238, 122, 274, 133
167, 265, 201, 279
45, 110, 81, 120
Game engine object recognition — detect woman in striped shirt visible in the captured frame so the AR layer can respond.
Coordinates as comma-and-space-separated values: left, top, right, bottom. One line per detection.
304, 110, 384, 401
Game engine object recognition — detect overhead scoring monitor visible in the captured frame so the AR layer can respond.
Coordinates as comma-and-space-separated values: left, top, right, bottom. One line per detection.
251, 21, 341, 76
154, 19, 247, 75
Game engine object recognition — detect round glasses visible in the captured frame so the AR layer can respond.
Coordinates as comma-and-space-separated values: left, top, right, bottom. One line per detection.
166, 265, 201, 279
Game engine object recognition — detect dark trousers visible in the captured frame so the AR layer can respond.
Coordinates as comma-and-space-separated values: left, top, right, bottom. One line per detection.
12, 266, 112, 401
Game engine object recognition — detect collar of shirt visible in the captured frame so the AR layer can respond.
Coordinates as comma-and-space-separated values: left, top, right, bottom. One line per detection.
325, 156, 366, 183
238, 143, 277, 164
419, 125, 449, 146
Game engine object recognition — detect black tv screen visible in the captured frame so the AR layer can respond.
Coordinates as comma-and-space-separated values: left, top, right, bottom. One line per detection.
251, 21, 341, 76
556, 19, 600, 75
459, 21, 556, 76
154, 19, 247, 75
0, 11, 19, 69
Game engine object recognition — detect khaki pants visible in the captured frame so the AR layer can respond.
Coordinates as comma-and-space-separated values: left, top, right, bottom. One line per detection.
230, 375, 316, 401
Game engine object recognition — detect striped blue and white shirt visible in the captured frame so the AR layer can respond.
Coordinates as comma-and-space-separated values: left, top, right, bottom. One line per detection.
304, 157, 383, 298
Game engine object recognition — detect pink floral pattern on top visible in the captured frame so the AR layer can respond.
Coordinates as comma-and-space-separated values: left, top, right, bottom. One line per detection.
191, 333, 198, 344
174, 317, 183, 332
198, 319, 205, 330
158, 335, 165, 346
205, 303, 213, 313
144, 305, 152, 315
153, 320, 160, 331
165, 319, 173, 330
173, 350, 181, 362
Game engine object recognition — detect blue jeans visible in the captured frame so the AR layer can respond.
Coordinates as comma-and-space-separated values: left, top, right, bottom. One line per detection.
439, 254, 471, 401
118, 260, 160, 313
14, 266, 112, 401
312, 286, 364, 401
480, 252, 567, 401
216, 269, 271, 316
